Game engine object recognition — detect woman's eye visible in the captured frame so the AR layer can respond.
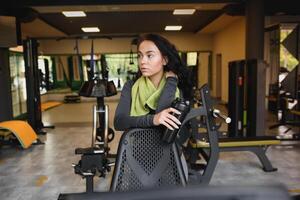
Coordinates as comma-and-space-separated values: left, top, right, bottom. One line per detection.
148, 54, 154, 59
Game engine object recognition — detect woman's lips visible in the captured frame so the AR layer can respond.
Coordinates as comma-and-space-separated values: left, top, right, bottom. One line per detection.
140, 68, 148, 72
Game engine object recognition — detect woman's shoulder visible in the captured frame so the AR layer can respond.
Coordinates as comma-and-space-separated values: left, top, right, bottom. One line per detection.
124, 80, 135, 87
121, 80, 135, 92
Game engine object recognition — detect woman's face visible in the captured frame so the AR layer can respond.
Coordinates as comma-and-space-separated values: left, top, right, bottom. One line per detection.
137, 40, 167, 78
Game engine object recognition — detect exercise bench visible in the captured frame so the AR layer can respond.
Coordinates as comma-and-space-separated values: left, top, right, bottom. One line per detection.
0, 120, 39, 149
189, 136, 280, 172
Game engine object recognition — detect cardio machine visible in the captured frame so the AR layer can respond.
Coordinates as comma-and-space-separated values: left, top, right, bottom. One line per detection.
61, 54, 117, 197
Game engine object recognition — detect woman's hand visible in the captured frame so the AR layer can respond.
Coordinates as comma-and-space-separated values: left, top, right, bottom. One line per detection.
153, 107, 181, 130
165, 71, 177, 79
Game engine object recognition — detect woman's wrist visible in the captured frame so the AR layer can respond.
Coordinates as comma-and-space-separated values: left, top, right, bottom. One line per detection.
153, 114, 159, 126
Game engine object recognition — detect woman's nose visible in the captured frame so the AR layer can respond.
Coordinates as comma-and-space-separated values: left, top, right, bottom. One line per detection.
140, 56, 147, 64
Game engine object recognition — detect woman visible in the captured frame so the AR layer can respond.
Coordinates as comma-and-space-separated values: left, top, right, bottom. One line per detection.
114, 33, 192, 131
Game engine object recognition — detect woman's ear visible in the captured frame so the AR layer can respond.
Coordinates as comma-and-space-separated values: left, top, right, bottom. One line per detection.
163, 56, 168, 66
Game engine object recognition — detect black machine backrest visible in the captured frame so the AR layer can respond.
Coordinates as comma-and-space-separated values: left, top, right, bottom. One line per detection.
110, 128, 187, 192
63, 185, 291, 200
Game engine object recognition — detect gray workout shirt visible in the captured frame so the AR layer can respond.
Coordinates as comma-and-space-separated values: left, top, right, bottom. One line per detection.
114, 77, 178, 131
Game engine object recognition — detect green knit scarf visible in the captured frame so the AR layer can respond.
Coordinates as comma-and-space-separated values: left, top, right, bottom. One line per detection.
130, 76, 180, 116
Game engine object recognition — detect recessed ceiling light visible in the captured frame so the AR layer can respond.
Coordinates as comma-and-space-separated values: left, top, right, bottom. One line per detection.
62, 11, 86, 17
81, 27, 100, 32
173, 9, 196, 15
111, 6, 120, 10
165, 26, 182, 31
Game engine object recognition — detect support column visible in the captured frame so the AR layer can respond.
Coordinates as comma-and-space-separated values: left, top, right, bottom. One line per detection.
0, 48, 13, 121
23, 38, 43, 133
245, 0, 266, 137
246, 0, 264, 60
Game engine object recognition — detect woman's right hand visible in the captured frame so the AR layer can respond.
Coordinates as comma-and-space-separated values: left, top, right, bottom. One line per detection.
165, 71, 177, 79
153, 107, 181, 130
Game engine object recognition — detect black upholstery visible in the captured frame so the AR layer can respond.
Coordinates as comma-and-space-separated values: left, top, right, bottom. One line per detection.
61, 185, 291, 200
110, 128, 187, 191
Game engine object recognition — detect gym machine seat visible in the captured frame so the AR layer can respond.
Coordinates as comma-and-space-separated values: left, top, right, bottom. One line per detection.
0, 120, 38, 148
189, 137, 280, 172
110, 128, 187, 191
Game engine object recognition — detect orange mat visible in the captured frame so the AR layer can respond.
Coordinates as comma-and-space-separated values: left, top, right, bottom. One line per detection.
0, 120, 38, 149
41, 101, 62, 111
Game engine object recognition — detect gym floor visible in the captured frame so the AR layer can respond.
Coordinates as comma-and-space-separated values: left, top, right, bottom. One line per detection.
0, 96, 299, 200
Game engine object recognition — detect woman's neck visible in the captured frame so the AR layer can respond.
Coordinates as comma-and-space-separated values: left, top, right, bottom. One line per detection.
149, 71, 164, 88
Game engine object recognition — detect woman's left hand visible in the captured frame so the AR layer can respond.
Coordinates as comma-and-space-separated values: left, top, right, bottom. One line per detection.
153, 107, 181, 130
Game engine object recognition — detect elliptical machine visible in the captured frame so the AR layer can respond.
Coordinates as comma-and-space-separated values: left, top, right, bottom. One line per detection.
60, 54, 117, 197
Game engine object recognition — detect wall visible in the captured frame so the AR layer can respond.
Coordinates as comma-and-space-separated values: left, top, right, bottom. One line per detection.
198, 52, 210, 88
212, 17, 245, 102
38, 32, 213, 55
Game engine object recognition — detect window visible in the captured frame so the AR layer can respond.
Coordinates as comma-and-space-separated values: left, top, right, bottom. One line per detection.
9, 52, 27, 117
105, 53, 138, 89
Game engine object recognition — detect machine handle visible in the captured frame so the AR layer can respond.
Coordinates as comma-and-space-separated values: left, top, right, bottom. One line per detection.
92, 105, 97, 147
213, 109, 231, 124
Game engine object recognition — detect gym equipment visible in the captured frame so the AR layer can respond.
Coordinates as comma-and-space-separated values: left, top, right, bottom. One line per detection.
23, 38, 55, 135
58, 92, 115, 197
228, 60, 245, 137
267, 24, 300, 139
78, 41, 117, 147
269, 68, 300, 138
189, 137, 279, 172
60, 83, 276, 197
63, 95, 81, 103
58, 53, 117, 199
110, 84, 220, 188
59, 184, 291, 200
58, 84, 220, 199
228, 59, 266, 137
79, 54, 117, 148
269, 94, 300, 137
0, 120, 39, 148
43, 58, 54, 91
186, 86, 279, 184
110, 128, 187, 191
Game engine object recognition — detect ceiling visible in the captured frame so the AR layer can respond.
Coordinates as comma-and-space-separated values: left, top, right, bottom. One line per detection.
29, 2, 230, 38
39, 8, 225, 35
2, 0, 300, 39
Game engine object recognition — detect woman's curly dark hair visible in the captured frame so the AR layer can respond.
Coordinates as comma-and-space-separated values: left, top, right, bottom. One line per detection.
135, 33, 193, 100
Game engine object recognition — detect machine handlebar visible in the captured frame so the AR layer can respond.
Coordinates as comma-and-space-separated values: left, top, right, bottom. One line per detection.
212, 109, 231, 124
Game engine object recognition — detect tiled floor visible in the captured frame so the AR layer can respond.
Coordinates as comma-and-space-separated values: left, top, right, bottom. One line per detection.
0, 95, 299, 200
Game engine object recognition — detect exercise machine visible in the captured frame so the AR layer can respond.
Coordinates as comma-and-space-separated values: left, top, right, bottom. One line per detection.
228, 59, 266, 137
58, 184, 291, 200
58, 83, 223, 199
58, 54, 117, 199
187, 83, 280, 181
23, 38, 55, 135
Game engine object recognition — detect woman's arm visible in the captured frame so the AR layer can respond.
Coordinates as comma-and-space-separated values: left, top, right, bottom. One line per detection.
114, 81, 155, 131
